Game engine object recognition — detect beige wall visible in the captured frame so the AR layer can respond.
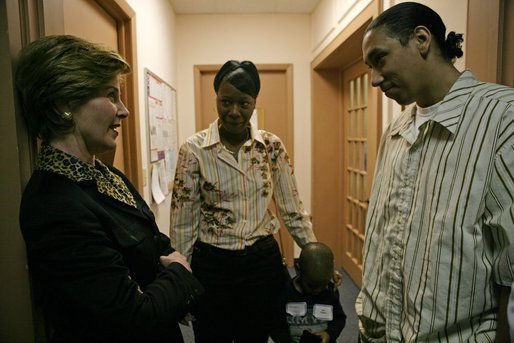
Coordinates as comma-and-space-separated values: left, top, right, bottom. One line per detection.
125, 0, 177, 233
311, 0, 375, 59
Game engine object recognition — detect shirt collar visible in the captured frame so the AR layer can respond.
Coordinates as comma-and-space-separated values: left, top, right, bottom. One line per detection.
201, 118, 266, 148
36, 144, 137, 207
389, 70, 479, 137
36, 144, 100, 182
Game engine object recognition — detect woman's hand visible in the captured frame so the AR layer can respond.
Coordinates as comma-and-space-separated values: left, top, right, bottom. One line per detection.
160, 251, 192, 272
333, 270, 343, 287
313, 331, 330, 343
179, 312, 196, 325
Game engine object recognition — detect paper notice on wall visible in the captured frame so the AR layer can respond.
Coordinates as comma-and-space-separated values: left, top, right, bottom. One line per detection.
250, 109, 258, 128
158, 161, 169, 196
151, 164, 165, 204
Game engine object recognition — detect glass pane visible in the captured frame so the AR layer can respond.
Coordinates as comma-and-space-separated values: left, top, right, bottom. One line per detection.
358, 239, 363, 265
345, 228, 349, 253
352, 110, 359, 138
348, 231, 355, 257
352, 171, 356, 198
361, 207, 368, 236
355, 142, 361, 173
354, 172, 359, 198
348, 111, 353, 137
363, 107, 368, 137
349, 141, 355, 168
348, 199, 353, 224
363, 73, 368, 105
356, 76, 361, 108
355, 108, 362, 138
349, 80, 354, 109
362, 175, 366, 201
350, 201, 358, 227
363, 141, 367, 172
361, 174, 366, 201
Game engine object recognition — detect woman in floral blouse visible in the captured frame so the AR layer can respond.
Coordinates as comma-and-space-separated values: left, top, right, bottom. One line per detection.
170, 60, 317, 342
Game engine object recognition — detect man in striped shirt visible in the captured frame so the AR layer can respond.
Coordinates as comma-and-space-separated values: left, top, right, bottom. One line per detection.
358, 2, 514, 342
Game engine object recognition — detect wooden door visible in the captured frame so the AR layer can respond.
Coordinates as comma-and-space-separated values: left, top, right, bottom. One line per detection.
39, 0, 143, 192
501, 0, 514, 87
61, 0, 125, 171
340, 61, 378, 287
466, 0, 514, 87
194, 64, 296, 266
311, 1, 380, 287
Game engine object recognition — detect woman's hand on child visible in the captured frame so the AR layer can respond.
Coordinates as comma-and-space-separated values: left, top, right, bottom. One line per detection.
333, 270, 343, 287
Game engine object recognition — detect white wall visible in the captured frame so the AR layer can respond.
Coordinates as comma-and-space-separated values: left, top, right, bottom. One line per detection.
126, 0, 177, 233
175, 13, 314, 216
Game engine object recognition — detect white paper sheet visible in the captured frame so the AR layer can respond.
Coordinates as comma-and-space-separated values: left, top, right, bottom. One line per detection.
151, 164, 165, 204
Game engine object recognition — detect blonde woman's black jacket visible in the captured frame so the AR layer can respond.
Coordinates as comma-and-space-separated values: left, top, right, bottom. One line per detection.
20, 165, 203, 343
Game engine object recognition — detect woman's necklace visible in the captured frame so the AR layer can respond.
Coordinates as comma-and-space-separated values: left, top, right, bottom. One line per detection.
221, 130, 250, 161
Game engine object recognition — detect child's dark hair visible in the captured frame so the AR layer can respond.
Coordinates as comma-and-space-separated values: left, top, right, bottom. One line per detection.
298, 242, 334, 279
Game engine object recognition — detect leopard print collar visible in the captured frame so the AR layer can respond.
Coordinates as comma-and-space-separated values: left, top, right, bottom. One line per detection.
36, 144, 137, 208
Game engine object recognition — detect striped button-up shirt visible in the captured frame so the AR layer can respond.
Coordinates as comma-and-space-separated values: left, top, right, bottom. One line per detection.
356, 70, 514, 342
170, 120, 316, 259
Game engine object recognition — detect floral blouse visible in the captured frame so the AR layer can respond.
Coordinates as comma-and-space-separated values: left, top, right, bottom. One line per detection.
170, 120, 316, 259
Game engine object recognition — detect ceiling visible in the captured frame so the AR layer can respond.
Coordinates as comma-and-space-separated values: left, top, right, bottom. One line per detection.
168, 0, 322, 14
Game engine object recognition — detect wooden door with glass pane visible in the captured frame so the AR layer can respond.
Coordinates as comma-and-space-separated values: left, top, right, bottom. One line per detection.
341, 60, 378, 287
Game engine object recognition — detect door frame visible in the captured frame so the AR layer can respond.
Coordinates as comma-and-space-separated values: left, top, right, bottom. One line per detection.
1, 0, 36, 340
311, 0, 381, 287
466, 0, 513, 87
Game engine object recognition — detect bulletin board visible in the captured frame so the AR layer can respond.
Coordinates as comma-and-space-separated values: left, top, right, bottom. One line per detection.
145, 68, 178, 204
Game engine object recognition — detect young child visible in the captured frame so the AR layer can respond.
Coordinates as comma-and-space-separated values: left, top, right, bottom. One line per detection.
270, 242, 346, 343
